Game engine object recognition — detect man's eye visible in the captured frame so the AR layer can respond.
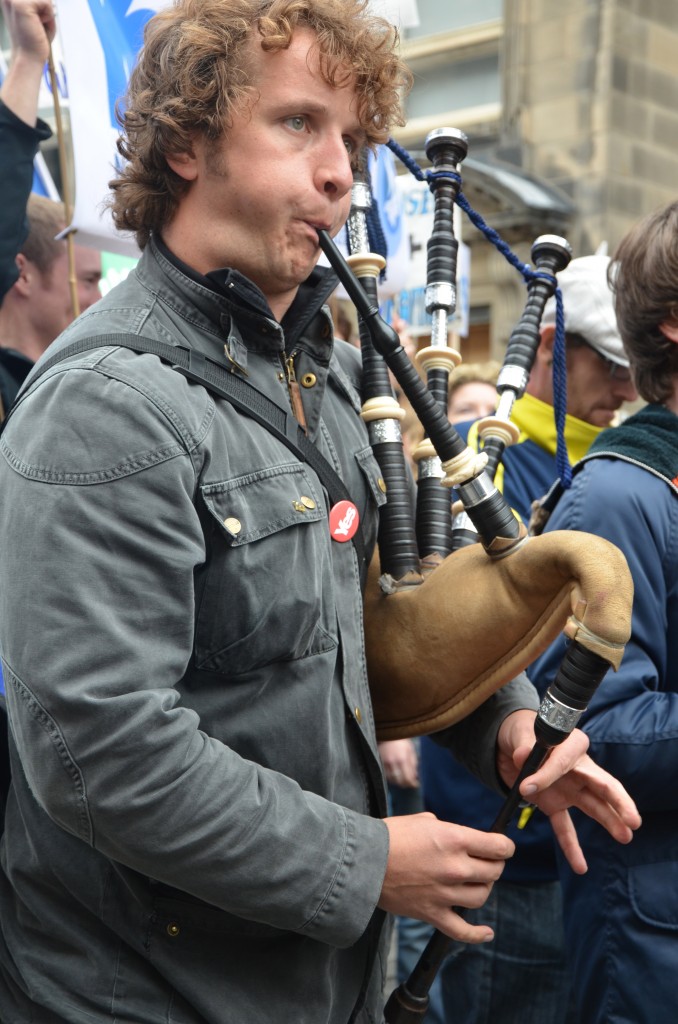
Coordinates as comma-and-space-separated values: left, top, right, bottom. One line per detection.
286, 116, 306, 132
343, 137, 355, 154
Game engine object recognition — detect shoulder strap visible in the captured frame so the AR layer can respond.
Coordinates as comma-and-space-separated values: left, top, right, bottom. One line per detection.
3, 333, 367, 568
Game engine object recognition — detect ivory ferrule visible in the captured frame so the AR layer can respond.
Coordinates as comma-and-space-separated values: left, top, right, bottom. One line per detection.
360, 396, 406, 423
415, 347, 462, 375
411, 438, 436, 463
346, 253, 386, 280
440, 448, 489, 488
477, 416, 520, 447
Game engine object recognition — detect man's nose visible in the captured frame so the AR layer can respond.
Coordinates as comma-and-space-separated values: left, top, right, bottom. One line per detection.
317, 136, 354, 198
78, 292, 96, 312
616, 376, 638, 403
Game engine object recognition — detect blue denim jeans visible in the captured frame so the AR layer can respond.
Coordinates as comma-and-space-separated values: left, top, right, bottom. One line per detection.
438, 879, 576, 1024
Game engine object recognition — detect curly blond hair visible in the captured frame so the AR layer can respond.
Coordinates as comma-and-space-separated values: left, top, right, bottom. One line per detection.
108, 0, 411, 248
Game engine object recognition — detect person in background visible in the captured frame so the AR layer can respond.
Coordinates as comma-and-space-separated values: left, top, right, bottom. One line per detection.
0, 194, 103, 414
0, 0, 54, 300
0, 0, 102, 420
530, 201, 678, 1024
447, 361, 500, 423
420, 254, 638, 1024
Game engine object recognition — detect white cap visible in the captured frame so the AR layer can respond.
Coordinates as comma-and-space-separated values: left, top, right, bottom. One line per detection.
541, 254, 628, 367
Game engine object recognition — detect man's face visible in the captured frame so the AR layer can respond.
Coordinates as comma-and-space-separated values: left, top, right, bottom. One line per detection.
167, 28, 363, 319
448, 381, 497, 424
73, 244, 103, 314
30, 244, 102, 350
566, 343, 638, 427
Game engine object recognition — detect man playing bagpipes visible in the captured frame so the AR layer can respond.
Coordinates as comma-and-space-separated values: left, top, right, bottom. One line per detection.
0, 2, 639, 1022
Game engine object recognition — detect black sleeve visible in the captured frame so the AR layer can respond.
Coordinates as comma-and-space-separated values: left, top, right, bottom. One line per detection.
0, 100, 53, 301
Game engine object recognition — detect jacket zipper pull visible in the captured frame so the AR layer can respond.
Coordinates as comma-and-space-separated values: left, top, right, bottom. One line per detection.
285, 352, 308, 432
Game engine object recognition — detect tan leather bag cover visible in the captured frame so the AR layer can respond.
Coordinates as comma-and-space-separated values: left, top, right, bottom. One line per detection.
365, 530, 633, 740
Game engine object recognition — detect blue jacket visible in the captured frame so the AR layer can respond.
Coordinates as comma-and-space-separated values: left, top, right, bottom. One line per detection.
531, 403, 678, 1023
421, 394, 600, 881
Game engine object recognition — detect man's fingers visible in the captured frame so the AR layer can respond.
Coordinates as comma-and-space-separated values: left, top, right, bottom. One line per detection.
460, 828, 514, 862
548, 809, 588, 875
519, 733, 589, 790
433, 907, 494, 945
520, 752, 642, 843
565, 759, 642, 830
379, 815, 514, 928
561, 784, 636, 844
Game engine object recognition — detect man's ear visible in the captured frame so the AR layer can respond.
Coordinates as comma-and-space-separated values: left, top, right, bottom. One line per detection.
659, 321, 678, 344
536, 325, 556, 366
166, 147, 199, 182
12, 253, 32, 298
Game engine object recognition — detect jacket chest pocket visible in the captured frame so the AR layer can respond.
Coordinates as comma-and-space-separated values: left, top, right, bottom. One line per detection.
194, 462, 338, 676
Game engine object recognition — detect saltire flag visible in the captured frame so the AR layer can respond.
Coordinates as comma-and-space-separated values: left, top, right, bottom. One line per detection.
55, 0, 418, 257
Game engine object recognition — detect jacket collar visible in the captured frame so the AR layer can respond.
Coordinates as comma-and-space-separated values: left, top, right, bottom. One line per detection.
584, 402, 678, 491
139, 235, 345, 441
148, 234, 339, 355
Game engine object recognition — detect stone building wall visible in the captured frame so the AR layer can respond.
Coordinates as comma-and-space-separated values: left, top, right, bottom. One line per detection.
501, 0, 678, 256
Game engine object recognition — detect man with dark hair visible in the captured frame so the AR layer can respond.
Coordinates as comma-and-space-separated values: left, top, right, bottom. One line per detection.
0, 3, 640, 1022
531, 201, 678, 1024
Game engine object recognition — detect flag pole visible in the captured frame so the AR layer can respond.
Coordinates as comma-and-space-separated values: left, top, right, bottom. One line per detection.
47, 44, 79, 318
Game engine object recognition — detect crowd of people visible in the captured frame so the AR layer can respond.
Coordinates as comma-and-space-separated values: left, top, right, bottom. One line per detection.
0, 2, 675, 1023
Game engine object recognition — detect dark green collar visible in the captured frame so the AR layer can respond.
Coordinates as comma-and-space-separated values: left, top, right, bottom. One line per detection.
586, 403, 678, 486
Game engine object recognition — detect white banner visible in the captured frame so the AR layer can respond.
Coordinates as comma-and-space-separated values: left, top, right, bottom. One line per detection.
368, 0, 419, 27
55, 0, 167, 255
382, 176, 470, 337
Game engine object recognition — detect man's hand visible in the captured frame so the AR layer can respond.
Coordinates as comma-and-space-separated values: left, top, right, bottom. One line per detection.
378, 813, 514, 943
0, 0, 56, 124
496, 709, 642, 874
378, 738, 419, 788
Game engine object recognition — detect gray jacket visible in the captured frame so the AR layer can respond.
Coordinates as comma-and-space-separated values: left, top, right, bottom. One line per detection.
0, 238, 536, 1023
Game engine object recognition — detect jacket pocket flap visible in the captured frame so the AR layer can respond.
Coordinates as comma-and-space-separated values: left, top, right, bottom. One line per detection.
201, 463, 324, 546
355, 446, 388, 509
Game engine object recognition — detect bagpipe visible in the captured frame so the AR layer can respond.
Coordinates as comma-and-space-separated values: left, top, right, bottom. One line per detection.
319, 129, 633, 1022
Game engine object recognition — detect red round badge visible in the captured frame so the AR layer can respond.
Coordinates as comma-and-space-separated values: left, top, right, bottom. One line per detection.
329, 500, 360, 542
